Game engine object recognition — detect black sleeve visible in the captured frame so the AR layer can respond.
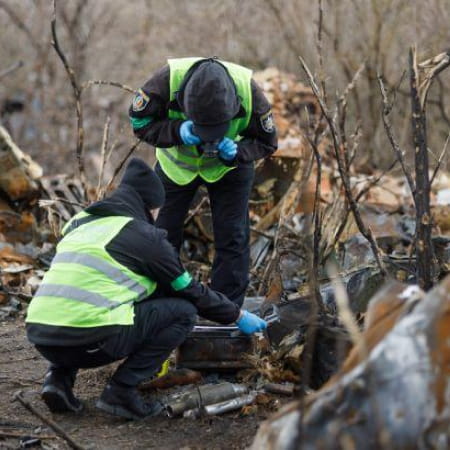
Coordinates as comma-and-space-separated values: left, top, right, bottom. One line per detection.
107, 221, 240, 324
129, 65, 184, 148
235, 79, 278, 164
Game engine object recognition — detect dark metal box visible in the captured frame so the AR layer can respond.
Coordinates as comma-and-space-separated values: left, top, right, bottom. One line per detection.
176, 326, 254, 371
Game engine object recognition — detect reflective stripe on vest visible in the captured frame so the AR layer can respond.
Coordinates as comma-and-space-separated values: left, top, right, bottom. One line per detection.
35, 284, 119, 310
26, 212, 157, 328
156, 57, 253, 186
52, 252, 149, 299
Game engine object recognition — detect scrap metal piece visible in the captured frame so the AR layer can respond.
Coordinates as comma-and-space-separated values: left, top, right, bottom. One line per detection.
251, 277, 450, 450
40, 175, 85, 221
176, 326, 254, 371
0, 126, 42, 200
183, 392, 257, 418
166, 382, 248, 417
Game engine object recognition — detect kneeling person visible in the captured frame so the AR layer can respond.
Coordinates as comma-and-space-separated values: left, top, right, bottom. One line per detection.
25, 158, 266, 420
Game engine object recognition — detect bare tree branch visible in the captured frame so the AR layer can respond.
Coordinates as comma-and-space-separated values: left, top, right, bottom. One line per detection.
96, 116, 111, 200
410, 47, 437, 290
299, 55, 386, 275
104, 140, 141, 193
377, 74, 416, 194
51, 0, 87, 197
430, 131, 450, 186
0, 1, 42, 55
82, 80, 135, 93
0, 60, 23, 80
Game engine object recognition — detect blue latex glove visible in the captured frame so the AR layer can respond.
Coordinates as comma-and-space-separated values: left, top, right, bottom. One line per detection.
236, 310, 267, 335
180, 120, 201, 146
217, 137, 237, 161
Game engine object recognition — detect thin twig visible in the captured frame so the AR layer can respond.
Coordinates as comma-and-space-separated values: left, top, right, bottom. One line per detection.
299, 56, 386, 275
0, 431, 56, 439
0, 60, 24, 80
104, 140, 141, 193
326, 261, 366, 358
316, 0, 326, 102
96, 116, 111, 200
82, 79, 135, 93
430, 131, 450, 186
51, 0, 87, 197
377, 74, 415, 194
185, 196, 208, 225
0, 1, 42, 54
13, 391, 86, 450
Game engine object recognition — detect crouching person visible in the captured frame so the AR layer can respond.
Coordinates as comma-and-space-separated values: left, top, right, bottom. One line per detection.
25, 158, 266, 420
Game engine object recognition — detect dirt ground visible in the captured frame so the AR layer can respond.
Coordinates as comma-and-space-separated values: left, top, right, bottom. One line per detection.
0, 317, 278, 450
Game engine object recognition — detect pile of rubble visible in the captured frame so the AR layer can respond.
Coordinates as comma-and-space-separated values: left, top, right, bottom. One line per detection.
252, 276, 450, 449
1, 68, 450, 437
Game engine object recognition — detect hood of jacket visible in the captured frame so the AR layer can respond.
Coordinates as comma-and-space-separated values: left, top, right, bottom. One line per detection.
85, 184, 154, 224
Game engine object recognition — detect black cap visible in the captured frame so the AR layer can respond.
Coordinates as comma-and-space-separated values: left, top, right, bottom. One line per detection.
182, 60, 239, 142
120, 158, 165, 209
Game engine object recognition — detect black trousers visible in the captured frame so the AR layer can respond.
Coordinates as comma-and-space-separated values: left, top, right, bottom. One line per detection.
155, 163, 255, 307
35, 298, 196, 387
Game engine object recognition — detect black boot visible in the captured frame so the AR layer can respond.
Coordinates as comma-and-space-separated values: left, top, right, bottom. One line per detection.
96, 382, 163, 420
41, 367, 83, 413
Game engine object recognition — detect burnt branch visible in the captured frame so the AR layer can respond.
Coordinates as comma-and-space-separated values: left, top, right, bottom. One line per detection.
377, 74, 415, 194
299, 56, 386, 275
410, 47, 436, 290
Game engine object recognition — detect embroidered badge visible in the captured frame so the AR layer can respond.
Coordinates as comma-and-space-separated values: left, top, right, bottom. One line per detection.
260, 110, 275, 133
132, 89, 150, 112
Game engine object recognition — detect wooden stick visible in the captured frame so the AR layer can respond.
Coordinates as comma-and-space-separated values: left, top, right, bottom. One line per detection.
409, 47, 435, 290
0, 430, 56, 439
82, 79, 135, 93
51, 0, 87, 198
104, 140, 141, 192
13, 391, 86, 450
96, 116, 111, 200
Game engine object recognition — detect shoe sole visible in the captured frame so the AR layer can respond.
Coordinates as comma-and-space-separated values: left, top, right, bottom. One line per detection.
42, 386, 83, 413
96, 399, 164, 420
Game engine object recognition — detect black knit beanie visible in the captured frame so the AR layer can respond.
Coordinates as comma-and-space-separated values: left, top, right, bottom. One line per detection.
120, 158, 165, 209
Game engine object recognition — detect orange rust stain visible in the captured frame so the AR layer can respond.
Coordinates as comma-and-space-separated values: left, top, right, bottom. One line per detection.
323, 282, 415, 387
0, 246, 34, 265
429, 276, 450, 414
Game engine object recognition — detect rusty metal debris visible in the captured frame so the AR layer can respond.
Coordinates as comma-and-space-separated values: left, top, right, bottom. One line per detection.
251, 277, 450, 449
176, 325, 254, 370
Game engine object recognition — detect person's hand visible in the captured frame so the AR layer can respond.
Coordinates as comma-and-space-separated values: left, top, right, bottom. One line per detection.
180, 120, 201, 146
236, 310, 267, 335
217, 137, 237, 161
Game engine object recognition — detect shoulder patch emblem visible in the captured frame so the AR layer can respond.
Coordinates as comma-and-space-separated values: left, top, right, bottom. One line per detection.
260, 110, 275, 133
132, 89, 150, 112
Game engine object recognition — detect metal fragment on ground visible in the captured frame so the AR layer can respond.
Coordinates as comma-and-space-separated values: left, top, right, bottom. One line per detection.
166, 382, 249, 418
183, 392, 257, 418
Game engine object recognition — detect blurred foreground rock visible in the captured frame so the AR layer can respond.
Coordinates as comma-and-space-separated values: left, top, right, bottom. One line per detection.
251, 277, 450, 450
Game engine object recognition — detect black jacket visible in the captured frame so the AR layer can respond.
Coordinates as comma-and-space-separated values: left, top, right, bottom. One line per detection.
26, 185, 240, 346
129, 63, 277, 164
